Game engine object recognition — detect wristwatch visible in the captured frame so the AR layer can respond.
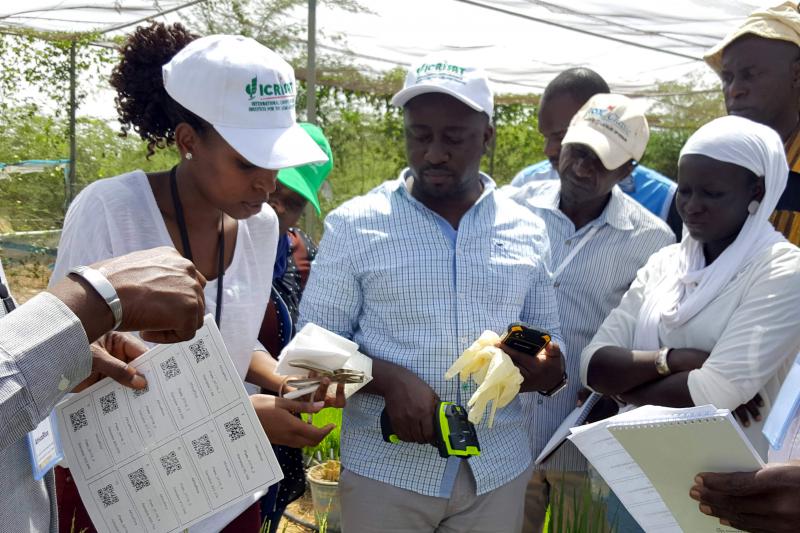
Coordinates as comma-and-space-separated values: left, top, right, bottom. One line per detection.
538, 372, 568, 397
68, 266, 123, 330
655, 347, 671, 376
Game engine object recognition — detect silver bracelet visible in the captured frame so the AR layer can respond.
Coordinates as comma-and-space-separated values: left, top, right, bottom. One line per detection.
655, 347, 671, 376
68, 266, 123, 330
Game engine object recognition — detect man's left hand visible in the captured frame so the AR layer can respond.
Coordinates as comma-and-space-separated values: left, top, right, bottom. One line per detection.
690, 464, 800, 532
499, 340, 565, 393
73, 332, 148, 393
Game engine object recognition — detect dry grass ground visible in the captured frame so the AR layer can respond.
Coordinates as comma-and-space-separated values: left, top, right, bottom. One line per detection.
4, 256, 51, 303
278, 494, 318, 532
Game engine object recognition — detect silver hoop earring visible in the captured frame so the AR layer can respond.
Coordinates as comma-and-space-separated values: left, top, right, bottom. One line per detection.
185, 152, 193, 161
747, 200, 760, 215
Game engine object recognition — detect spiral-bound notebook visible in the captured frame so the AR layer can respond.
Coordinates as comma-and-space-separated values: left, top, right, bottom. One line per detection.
606, 407, 764, 533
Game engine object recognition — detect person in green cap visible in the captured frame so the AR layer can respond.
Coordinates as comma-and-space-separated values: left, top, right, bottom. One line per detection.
258, 122, 334, 533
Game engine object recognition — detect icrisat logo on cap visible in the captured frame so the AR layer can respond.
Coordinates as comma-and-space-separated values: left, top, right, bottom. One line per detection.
245, 76, 295, 113
584, 105, 631, 142
415, 62, 467, 85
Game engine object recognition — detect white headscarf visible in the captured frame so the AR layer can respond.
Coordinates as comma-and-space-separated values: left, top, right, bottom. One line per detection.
633, 116, 789, 350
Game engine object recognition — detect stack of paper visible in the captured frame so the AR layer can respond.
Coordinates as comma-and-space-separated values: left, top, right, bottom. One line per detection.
568, 404, 764, 533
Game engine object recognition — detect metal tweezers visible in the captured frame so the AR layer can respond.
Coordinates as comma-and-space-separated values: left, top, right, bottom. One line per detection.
285, 359, 366, 387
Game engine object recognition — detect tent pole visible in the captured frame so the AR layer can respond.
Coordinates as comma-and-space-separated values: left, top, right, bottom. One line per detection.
306, 0, 317, 125
303, 0, 319, 237
67, 40, 77, 210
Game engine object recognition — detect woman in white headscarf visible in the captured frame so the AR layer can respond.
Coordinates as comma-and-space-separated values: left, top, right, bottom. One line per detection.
580, 115, 800, 455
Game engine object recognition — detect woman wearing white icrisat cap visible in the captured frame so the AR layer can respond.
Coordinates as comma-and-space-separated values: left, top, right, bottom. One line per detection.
50, 22, 341, 533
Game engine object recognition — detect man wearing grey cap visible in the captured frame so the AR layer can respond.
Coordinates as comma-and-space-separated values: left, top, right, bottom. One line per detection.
298, 57, 565, 531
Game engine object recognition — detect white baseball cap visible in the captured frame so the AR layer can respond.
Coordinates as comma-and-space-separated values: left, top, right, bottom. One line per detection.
163, 34, 328, 169
561, 93, 650, 170
390, 56, 493, 117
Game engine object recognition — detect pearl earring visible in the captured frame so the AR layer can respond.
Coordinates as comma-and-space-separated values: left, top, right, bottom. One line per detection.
185, 152, 193, 161
748, 200, 760, 215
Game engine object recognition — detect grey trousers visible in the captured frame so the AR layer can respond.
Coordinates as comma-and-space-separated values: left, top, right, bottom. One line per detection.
339, 461, 532, 533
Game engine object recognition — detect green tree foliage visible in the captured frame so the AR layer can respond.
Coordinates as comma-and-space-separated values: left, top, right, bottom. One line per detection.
487, 103, 544, 186
0, 104, 175, 231
0, 31, 114, 112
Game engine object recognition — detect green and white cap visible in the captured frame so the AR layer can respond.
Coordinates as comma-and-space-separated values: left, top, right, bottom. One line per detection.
391, 55, 493, 117
163, 34, 328, 169
277, 123, 333, 215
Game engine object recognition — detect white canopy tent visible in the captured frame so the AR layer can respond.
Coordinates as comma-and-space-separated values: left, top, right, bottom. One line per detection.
0, 0, 767, 94
291, 0, 765, 95
0, 0, 771, 205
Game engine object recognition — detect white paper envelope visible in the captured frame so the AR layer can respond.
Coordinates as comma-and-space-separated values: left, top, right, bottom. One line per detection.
276, 324, 372, 399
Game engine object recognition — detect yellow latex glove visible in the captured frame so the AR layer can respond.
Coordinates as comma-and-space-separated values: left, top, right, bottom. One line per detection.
445, 331, 524, 428
467, 348, 523, 427
444, 331, 500, 382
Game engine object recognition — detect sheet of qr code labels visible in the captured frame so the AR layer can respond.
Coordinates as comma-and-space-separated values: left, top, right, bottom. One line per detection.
55, 315, 283, 533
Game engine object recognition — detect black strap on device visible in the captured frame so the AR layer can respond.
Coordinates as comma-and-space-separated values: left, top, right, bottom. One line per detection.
170, 166, 224, 326
0, 279, 16, 314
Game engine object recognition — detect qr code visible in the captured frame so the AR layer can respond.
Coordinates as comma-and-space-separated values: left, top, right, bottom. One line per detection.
127, 467, 150, 492
99, 391, 118, 414
160, 356, 181, 380
191, 434, 214, 458
159, 450, 182, 476
69, 408, 88, 432
97, 484, 119, 507
189, 339, 211, 363
132, 382, 149, 398
224, 417, 246, 442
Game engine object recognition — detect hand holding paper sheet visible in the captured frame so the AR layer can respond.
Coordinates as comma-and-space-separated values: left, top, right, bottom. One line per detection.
55, 316, 283, 533
569, 405, 764, 533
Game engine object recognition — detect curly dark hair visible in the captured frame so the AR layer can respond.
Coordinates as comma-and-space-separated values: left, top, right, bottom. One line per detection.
110, 22, 209, 157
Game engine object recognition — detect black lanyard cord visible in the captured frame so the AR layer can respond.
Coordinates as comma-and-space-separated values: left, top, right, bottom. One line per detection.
0, 278, 15, 314
169, 165, 224, 327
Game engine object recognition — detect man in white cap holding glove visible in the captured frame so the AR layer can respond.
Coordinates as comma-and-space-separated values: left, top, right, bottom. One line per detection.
299, 57, 565, 532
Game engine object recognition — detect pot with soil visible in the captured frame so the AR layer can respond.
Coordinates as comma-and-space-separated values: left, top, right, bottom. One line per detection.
306, 460, 341, 532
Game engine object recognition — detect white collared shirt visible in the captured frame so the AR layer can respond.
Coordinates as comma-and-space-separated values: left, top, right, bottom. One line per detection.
505, 180, 674, 471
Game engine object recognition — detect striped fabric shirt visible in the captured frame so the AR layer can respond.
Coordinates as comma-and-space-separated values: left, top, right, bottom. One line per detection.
770, 125, 800, 245
505, 181, 674, 471
0, 263, 92, 533
511, 160, 677, 222
299, 170, 563, 497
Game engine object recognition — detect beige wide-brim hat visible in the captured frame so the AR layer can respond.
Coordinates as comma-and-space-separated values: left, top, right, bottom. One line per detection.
704, 1, 800, 74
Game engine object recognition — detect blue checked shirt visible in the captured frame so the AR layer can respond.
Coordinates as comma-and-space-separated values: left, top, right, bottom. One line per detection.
299, 170, 563, 497
505, 181, 674, 471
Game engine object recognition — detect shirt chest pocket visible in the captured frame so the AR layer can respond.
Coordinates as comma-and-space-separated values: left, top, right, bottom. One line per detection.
468, 238, 540, 315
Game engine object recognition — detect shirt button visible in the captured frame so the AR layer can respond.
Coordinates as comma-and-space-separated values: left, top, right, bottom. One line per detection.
58, 375, 70, 391
538, 399, 544, 405
565, 240, 572, 246
553, 281, 560, 288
